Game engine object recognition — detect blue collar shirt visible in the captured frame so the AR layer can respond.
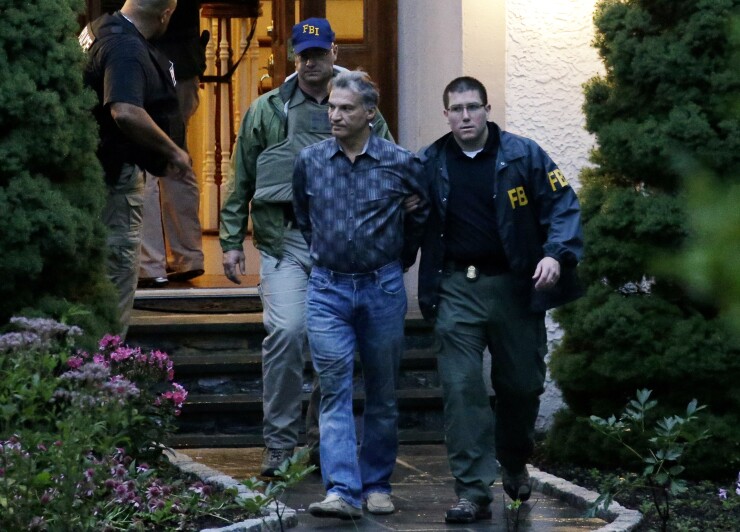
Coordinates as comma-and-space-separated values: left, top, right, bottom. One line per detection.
292, 134, 429, 273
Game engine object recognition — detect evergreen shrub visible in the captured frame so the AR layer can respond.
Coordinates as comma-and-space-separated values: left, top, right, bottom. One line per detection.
0, 0, 117, 340
547, 0, 740, 479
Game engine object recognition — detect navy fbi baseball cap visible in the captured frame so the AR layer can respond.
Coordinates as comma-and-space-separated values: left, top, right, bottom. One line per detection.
292, 18, 335, 54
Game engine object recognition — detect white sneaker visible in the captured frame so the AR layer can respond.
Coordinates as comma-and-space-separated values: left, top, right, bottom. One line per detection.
308, 494, 363, 520
365, 492, 395, 514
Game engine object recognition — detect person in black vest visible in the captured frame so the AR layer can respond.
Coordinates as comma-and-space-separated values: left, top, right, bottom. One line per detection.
80, 0, 194, 338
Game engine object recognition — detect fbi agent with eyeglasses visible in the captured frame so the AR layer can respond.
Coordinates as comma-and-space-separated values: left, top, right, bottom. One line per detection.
414, 76, 584, 524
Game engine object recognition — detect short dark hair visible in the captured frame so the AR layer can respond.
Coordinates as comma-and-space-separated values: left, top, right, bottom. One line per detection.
443, 76, 488, 109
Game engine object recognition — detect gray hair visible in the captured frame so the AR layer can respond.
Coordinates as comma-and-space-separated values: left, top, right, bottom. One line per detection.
329, 70, 379, 111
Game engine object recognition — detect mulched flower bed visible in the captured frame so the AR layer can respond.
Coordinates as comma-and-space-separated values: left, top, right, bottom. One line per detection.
531, 444, 740, 531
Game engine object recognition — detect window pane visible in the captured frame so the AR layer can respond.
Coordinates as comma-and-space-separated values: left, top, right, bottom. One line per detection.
326, 0, 364, 40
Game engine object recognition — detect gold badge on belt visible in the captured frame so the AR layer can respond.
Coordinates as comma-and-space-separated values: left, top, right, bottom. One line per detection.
465, 265, 479, 282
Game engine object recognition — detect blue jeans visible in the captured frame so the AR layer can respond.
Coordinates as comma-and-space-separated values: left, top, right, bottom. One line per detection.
306, 261, 407, 508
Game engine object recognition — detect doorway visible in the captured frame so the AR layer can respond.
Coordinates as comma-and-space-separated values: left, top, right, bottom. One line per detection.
83, 1, 398, 288
192, 0, 398, 285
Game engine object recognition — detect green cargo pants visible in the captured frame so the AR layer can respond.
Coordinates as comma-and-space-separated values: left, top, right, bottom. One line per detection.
434, 270, 547, 506
103, 164, 144, 340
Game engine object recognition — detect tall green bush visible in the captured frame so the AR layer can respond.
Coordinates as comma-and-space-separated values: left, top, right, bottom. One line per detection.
548, 0, 740, 479
0, 0, 117, 339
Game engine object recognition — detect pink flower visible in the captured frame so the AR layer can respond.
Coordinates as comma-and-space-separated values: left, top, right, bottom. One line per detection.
99, 334, 122, 350
67, 356, 84, 369
146, 484, 163, 499
110, 346, 139, 363
159, 383, 188, 414
149, 498, 166, 511
188, 481, 212, 496
98, 335, 121, 352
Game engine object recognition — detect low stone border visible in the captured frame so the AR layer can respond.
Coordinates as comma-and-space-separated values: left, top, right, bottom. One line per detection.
529, 465, 643, 532
165, 449, 297, 532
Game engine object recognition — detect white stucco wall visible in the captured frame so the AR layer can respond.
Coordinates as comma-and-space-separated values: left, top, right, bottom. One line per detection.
399, 0, 601, 185
505, 0, 603, 186
398, 0, 463, 152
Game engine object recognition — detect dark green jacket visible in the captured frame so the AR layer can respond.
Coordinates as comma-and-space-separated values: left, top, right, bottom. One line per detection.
219, 69, 393, 258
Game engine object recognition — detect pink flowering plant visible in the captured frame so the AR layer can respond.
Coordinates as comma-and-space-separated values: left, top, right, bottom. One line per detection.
62, 333, 188, 461
0, 317, 247, 530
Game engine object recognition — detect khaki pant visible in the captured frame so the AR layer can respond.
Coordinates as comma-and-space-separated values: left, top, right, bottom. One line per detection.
139, 76, 204, 278
103, 164, 145, 339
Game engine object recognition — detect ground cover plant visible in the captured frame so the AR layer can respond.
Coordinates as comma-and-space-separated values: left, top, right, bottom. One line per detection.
533, 390, 738, 530
532, 447, 740, 531
0, 316, 262, 531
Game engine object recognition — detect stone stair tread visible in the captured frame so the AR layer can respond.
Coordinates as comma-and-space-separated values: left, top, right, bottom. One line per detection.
182, 388, 448, 412
167, 428, 444, 449
128, 302, 444, 447
170, 347, 437, 372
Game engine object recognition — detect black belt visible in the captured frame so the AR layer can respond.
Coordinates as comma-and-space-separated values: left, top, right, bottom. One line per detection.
282, 203, 298, 228
444, 259, 509, 280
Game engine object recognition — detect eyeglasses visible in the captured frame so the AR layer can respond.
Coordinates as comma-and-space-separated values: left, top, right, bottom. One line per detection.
297, 48, 332, 62
446, 103, 486, 115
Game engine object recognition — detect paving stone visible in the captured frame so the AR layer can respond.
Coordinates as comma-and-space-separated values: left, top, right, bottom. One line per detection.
172, 445, 642, 531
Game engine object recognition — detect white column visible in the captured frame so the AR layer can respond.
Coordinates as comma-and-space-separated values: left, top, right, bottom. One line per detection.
201, 15, 219, 231
218, 18, 231, 209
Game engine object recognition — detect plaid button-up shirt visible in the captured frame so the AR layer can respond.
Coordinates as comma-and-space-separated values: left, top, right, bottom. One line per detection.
292, 134, 429, 273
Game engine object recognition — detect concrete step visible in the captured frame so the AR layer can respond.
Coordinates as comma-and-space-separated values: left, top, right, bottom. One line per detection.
128, 290, 453, 449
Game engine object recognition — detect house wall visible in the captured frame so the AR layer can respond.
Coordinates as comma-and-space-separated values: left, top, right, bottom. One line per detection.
505, 0, 602, 186
399, 0, 602, 186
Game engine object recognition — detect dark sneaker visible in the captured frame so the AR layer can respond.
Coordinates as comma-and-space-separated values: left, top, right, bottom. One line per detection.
501, 466, 532, 502
260, 447, 293, 477
137, 276, 169, 289
444, 498, 492, 524
167, 268, 204, 282
308, 494, 362, 520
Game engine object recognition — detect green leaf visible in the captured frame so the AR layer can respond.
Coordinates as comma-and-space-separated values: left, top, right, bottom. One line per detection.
669, 479, 688, 495
654, 472, 669, 486
636, 389, 652, 404
31, 470, 53, 488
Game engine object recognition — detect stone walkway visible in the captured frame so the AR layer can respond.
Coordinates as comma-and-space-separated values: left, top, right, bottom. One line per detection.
174, 444, 641, 531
